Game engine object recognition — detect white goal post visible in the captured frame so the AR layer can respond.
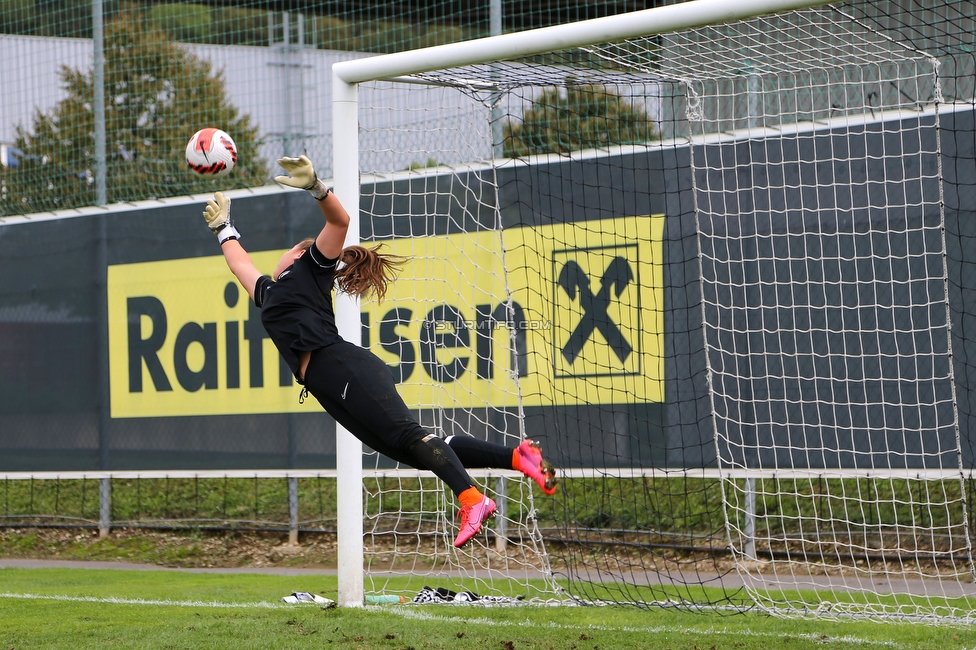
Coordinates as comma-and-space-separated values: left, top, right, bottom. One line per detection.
329, 0, 842, 609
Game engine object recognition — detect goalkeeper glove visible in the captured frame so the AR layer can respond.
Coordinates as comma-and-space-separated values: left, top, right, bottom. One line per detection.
275, 155, 331, 200
203, 191, 240, 244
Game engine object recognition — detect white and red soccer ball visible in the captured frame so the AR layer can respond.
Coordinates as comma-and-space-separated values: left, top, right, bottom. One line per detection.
185, 128, 237, 177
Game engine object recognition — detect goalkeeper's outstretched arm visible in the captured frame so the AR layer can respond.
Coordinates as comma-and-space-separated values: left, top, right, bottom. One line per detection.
312, 189, 350, 259
221, 240, 262, 301
203, 191, 262, 301
275, 154, 349, 258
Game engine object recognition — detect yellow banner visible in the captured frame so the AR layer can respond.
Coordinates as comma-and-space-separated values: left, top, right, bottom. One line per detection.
108, 215, 664, 418
107, 250, 315, 417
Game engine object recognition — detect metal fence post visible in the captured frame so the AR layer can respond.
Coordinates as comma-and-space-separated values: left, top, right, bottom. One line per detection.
92, 0, 106, 205
288, 476, 299, 545
99, 477, 111, 538
744, 477, 757, 560
494, 475, 507, 552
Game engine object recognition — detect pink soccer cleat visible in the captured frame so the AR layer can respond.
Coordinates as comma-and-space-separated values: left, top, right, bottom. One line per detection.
514, 439, 557, 496
453, 496, 497, 548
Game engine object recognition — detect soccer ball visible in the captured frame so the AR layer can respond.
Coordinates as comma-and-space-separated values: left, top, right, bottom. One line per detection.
185, 128, 237, 177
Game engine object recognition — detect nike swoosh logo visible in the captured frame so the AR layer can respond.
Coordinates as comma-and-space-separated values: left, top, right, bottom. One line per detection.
341, 382, 349, 400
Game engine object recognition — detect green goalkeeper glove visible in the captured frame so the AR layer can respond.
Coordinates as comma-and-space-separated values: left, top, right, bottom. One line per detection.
203, 191, 240, 244
275, 155, 331, 201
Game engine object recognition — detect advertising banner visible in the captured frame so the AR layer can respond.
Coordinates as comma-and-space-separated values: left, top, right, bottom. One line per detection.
107, 215, 665, 418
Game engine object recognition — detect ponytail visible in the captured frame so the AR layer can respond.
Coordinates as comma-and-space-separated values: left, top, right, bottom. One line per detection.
293, 240, 406, 300
335, 244, 407, 302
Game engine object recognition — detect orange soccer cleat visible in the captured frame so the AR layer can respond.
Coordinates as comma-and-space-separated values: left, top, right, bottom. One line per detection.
453, 496, 497, 548
513, 439, 558, 496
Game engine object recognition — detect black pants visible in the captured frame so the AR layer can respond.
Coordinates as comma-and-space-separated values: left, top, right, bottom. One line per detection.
304, 341, 510, 496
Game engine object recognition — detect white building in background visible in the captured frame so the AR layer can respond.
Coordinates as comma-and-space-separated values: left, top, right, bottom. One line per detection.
0, 143, 22, 168
0, 33, 362, 174
0, 32, 664, 177
0, 33, 507, 177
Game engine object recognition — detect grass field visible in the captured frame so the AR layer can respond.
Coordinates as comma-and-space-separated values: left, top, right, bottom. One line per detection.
4, 478, 976, 648
1, 566, 974, 650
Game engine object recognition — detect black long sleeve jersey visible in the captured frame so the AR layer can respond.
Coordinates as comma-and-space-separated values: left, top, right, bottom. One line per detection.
253, 242, 342, 383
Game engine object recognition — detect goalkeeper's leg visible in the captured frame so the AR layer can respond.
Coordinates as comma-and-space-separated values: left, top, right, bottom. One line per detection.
446, 435, 557, 496
305, 345, 475, 494
303, 343, 497, 547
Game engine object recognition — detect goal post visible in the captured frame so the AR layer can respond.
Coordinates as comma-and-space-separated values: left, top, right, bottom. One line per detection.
331, 70, 363, 608
331, 0, 837, 86
330, 0, 976, 621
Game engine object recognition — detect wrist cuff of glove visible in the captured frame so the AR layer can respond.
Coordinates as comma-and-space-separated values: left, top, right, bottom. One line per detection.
309, 181, 331, 201
216, 225, 241, 244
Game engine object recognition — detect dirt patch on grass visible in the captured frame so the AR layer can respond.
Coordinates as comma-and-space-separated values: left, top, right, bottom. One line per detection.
0, 526, 553, 575
0, 527, 338, 569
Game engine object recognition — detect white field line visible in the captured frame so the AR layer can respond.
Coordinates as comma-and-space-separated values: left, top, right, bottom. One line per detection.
385, 608, 903, 648
0, 591, 929, 648
0, 591, 291, 609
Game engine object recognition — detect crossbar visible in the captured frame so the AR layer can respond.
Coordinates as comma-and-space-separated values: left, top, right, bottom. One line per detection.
332, 0, 837, 84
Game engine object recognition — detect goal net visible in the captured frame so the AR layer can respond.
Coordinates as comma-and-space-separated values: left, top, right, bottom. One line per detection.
340, 2, 976, 620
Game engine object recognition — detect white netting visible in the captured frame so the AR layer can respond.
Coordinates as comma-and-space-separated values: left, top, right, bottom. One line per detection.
358, 83, 560, 600
649, 8, 971, 620
351, 5, 976, 620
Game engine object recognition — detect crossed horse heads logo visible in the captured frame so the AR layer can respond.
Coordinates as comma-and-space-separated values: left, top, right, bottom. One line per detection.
557, 256, 634, 365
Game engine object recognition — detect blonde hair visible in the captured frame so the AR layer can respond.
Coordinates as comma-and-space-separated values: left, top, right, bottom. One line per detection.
297, 239, 406, 301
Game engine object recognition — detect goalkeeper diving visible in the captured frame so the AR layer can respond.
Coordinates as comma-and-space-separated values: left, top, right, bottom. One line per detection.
203, 154, 558, 548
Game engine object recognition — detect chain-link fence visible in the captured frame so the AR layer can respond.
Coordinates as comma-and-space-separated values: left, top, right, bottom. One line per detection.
0, 1, 679, 215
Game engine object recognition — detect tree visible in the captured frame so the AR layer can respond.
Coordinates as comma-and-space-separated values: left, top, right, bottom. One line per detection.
1, 8, 267, 215
503, 84, 659, 158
